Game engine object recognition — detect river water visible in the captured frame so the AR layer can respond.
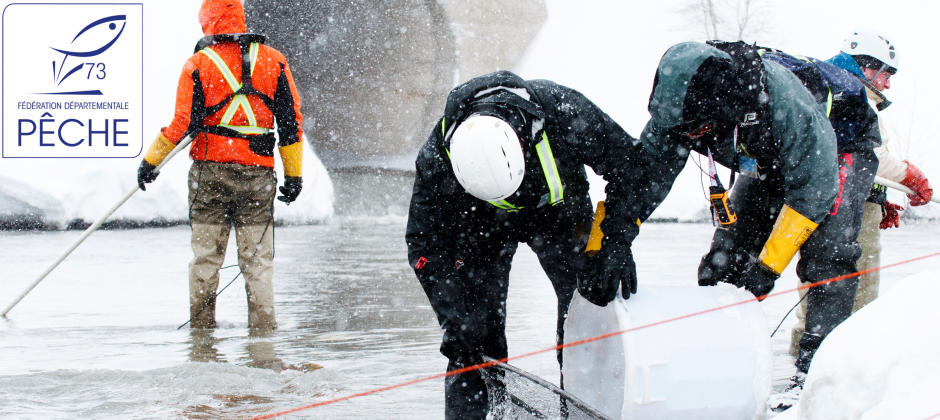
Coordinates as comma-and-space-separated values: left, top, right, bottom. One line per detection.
2, 168, 939, 419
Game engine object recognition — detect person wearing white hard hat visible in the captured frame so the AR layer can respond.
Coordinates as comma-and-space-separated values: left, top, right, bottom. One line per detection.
406, 71, 654, 419
788, 29, 934, 366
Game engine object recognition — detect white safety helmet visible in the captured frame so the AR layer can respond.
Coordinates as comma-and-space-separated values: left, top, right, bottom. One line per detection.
841, 29, 899, 73
449, 114, 525, 201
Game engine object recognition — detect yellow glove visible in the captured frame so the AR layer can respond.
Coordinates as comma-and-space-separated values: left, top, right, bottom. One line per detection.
758, 204, 818, 274
143, 132, 176, 167
278, 141, 304, 178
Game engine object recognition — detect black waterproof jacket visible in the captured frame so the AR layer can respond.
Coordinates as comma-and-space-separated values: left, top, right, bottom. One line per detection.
406, 71, 655, 331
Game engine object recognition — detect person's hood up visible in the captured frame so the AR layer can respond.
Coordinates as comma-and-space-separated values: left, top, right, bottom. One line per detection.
827, 51, 891, 109
442, 70, 545, 143
648, 42, 736, 130
198, 0, 246, 36
826, 52, 867, 79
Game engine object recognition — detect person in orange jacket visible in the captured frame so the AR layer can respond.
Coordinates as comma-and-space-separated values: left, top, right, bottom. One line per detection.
137, 0, 304, 329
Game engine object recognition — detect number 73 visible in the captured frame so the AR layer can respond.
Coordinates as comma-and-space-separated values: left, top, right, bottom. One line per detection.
85, 63, 106, 80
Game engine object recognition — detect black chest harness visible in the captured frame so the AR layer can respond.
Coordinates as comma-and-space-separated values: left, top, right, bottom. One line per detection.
189, 33, 278, 156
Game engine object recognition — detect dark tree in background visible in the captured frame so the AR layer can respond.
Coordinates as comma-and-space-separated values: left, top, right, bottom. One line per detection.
681, 0, 772, 41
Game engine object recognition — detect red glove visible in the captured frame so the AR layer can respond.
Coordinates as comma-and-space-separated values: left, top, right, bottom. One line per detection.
901, 161, 933, 206
880, 200, 903, 229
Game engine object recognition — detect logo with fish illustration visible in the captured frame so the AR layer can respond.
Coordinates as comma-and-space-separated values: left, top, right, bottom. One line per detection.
2, 4, 144, 159
43, 15, 127, 95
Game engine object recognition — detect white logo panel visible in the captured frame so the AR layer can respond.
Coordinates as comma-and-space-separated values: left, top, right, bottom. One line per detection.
2, 3, 143, 158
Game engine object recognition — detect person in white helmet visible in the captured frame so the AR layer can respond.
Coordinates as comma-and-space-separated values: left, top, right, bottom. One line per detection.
406, 70, 655, 419
788, 29, 934, 365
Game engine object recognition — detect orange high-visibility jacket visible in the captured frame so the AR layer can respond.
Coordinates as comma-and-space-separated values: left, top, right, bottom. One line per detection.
145, 0, 303, 177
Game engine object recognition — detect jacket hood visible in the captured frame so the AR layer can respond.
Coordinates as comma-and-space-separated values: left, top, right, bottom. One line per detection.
198, 0, 246, 36
648, 42, 734, 129
827, 52, 891, 109
442, 71, 545, 142
826, 52, 867, 79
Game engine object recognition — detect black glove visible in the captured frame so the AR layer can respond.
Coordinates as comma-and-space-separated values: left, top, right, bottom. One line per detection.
277, 176, 302, 204
578, 242, 637, 306
738, 261, 779, 300
137, 160, 159, 191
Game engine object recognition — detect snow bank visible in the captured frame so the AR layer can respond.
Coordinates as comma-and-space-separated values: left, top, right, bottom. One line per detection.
779, 272, 940, 419
0, 136, 333, 227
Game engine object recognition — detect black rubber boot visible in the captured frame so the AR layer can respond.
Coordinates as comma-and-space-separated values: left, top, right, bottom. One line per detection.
445, 360, 488, 420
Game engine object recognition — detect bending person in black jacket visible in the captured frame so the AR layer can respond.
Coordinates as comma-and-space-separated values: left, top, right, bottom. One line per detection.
406, 71, 654, 419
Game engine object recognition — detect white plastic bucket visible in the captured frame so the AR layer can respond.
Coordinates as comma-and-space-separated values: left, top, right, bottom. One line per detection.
562, 284, 771, 420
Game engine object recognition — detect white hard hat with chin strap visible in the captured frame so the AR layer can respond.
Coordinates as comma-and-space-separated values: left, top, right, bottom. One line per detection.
449, 114, 525, 201
841, 29, 899, 82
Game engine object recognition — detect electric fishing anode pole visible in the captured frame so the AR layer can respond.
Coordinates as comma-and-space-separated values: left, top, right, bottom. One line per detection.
874, 176, 940, 205
1, 135, 194, 317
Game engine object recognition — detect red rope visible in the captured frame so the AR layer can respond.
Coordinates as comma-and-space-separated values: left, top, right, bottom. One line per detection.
242, 251, 940, 420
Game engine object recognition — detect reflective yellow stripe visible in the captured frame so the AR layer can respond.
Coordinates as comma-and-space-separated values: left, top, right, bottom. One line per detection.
220, 94, 244, 124
441, 118, 446, 138
488, 199, 524, 212
240, 96, 258, 126
199, 47, 240, 91
482, 131, 565, 212
535, 132, 564, 205
218, 123, 270, 135
790, 54, 833, 117
249, 42, 259, 76
199, 45, 265, 134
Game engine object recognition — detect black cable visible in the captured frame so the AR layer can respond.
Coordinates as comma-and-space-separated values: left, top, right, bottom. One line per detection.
692, 153, 710, 201
770, 291, 809, 337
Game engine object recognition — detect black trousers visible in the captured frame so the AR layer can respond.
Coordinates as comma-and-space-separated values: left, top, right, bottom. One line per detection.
699, 149, 877, 374
443, 200, 592, 420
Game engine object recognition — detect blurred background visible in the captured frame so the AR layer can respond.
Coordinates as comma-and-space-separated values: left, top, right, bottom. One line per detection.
2, 0, 938, 225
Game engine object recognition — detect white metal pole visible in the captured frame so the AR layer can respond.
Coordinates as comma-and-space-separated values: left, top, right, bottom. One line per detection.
874, 176, 940, 205
2, 135, 193, 317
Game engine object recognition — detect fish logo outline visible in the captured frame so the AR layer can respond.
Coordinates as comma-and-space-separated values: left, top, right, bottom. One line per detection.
47, 15, 126, 94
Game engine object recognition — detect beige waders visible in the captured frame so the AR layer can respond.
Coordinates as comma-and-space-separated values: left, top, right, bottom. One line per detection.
187, 161, 277, 329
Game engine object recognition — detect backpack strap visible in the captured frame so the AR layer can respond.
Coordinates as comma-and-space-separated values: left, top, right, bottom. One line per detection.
195, 34, 275, 139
